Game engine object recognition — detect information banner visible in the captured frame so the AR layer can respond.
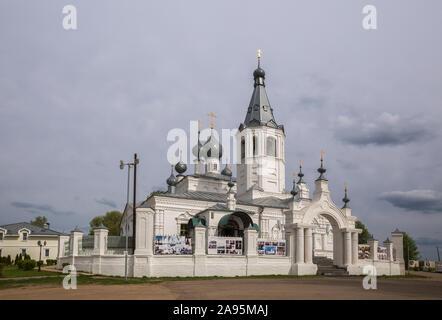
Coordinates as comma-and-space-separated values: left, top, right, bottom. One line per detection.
257, 239, 286, 256
154, 235, 192, 255
208, 236, 242, 255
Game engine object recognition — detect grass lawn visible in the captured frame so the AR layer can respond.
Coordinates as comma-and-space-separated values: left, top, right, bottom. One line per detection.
1, 266, 60, 278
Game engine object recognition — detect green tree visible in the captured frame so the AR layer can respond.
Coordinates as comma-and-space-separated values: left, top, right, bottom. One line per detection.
355, 220, 370, 244
89, 211, 122, 236
30, 216, 48, 228
403, 232, 419, 269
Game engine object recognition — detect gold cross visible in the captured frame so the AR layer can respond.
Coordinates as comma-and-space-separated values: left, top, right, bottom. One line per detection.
299, 160, 302, 167
257, 49, 262, 60
292, 173, 296, 183
320, 150, 324, 162
208, 112, 216, 129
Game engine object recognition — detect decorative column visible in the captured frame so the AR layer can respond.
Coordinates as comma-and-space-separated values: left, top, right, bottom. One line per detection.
244, 228, 258, 257
304, 228, 313, 264
343, 230, 352, 266
391, 229, 404, 262
351, 232, 359, 265
93, 225, 109, 256
295, 226, 304, 264
193, 224, 206, 255
384, 238, 394, 262
70, 228, 83, 257
321, 233, 326, 251
368, 238, 379, 261
134, 209, 154, 256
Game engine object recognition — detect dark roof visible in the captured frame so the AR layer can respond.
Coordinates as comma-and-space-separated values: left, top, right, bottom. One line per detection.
155, 191, 289, 209
240, 65, 284, 132
188, 173, 237, 182
0, 222, 67, 236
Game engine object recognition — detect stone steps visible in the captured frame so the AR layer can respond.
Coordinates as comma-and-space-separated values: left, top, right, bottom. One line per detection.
314, 257, 349, 276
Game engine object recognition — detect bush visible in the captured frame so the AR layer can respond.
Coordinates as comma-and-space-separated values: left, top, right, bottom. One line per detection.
17, 259, 37, 271
46, 259, 57, 266
0, 256, 12, 266
0, 264, 4, 277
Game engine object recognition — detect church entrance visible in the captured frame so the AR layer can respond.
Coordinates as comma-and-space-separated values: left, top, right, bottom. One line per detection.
217, 211, 254, 238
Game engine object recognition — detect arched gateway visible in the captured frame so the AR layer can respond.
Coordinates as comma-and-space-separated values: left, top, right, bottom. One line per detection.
284, 164, 361, 275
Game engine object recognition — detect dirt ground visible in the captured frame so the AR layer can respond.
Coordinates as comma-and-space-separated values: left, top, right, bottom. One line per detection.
0, 272, 441, 300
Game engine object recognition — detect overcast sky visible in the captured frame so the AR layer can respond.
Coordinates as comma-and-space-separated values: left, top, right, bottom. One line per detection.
1, 1, 441, 259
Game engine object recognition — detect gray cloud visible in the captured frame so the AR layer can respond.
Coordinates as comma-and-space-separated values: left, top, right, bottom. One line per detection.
380, 190, 442, 214
415, 237, 442, 247
334, 113, 433, 146
94, 198, 117, 208
10, 201, 75, 216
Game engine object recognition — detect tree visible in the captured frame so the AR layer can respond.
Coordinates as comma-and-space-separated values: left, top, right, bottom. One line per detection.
30, 216, 48, 228
355, 220, 370, 244
403, 232, 419, 269
89, 211, 122, 236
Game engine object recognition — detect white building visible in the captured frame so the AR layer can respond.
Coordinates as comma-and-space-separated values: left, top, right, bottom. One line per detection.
57, 55, 405, 277
0, 222, 65, 262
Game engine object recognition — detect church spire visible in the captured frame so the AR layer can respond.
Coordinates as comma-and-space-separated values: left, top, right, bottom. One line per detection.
239, 49, 284, 132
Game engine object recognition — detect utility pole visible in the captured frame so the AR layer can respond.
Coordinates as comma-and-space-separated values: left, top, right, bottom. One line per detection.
132, 153, 139, 251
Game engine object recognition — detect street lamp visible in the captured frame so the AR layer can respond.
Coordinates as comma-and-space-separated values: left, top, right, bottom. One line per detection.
37, 240, 46, 272
120, 153, 139, 280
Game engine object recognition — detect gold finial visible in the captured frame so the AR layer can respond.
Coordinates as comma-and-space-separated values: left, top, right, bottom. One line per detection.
299, 160, 302, 167
292, 173, 296, 183
257, 49, 262, 60
344, 181, 347, 192
320, 150, 324, 162
230, 165, 232, 171
208, 112, 216, 129
198, 120, 201, 132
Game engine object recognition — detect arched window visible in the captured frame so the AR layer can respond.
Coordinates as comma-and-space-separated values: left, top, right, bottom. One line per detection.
266, 137, 277, 157
241, 137, 245, 162
252, 135, 258, 156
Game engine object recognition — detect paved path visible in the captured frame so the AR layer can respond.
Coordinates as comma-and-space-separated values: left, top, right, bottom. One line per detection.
0, 275, 441, 300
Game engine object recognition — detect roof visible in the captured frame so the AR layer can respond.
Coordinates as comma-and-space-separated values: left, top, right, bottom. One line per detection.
188, 173, 237, 182
155, 191, 290, 209
0, 222, 67, 236
240, 65, 284, 132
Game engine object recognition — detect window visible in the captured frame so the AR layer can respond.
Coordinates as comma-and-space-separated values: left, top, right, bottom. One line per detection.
253, 136, 258, 156
213, 164, 217, 170
0, 232, 3, 240
21, 249, 26, 256
241, 137, 245, 162
23, 232, 28, 241
266, 137, 277, 157
45, 249, 50, 257
180, 223, 189, 237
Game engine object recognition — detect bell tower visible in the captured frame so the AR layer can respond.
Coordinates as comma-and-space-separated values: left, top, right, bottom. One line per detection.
236, 50, 286, 196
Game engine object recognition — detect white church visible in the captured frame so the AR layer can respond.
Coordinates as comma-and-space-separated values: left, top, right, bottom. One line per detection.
57, 53, 405, 277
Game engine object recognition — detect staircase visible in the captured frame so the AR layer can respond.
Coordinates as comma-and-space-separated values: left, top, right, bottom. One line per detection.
314, 257, 349, 276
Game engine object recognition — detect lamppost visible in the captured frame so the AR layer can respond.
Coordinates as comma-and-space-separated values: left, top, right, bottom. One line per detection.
120, 153, 139, 280
37, 240, 46, 272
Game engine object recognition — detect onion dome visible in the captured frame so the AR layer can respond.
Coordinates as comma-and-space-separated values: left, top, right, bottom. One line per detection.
221, 164, 232, 176
175, 161, 187, 175
192, 140, 203, 160
342, 182, 350, 208
200, 131, 223, 159
316, 150, 327, 180
297, 160, 304, 183
166, 165, 177, 186
290, 174, 298, 197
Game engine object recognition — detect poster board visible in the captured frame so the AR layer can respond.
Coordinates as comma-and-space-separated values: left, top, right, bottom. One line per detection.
257, 239, 286, 256
358, 244, 370, 259
208, 236, 242, 255
154, 235, 192, 255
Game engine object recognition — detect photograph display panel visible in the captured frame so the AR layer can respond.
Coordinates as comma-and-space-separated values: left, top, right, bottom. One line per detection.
208, 236, 243, 255
154, 236, 192, 255
257, 239, 286, 256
